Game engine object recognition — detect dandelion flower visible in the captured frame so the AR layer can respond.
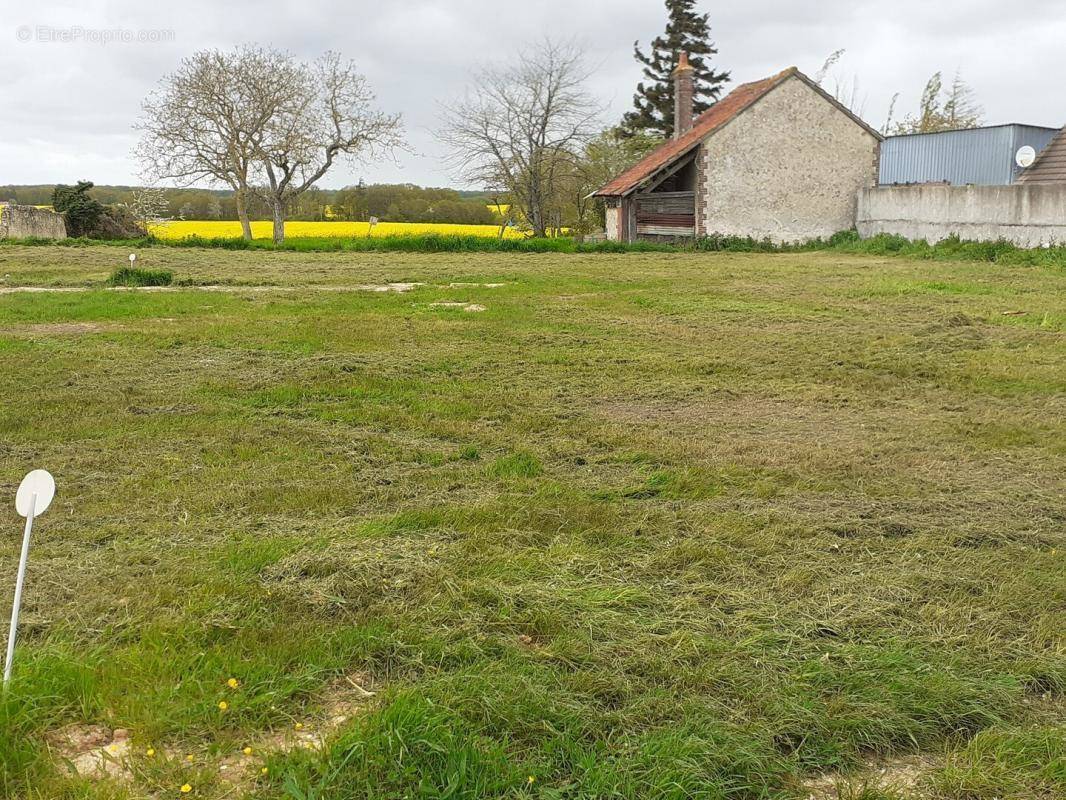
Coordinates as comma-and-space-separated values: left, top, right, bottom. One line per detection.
180, 784, 192, 794
294, 722, 303, 730
527, 775, 535, 785
243, 746, 253, 756
185, 754, 194, 762
218, 701, 228, 711
260, 767, 269, 775
227, 678, 239, 689
146, 747, 156, 757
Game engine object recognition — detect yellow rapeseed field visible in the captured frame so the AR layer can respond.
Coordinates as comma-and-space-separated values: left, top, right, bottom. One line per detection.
151, 220, 523, 240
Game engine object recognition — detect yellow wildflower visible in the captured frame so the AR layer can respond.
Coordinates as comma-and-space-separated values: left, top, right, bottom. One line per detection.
185, 754, 194, 762
218, 701, 228, 711
243, 746, 253, 756
227, 678, 239, 689
146, 747, 156, 757
260, 767, 269, 775
180, 785, 192, 794
294, 722, 303, 730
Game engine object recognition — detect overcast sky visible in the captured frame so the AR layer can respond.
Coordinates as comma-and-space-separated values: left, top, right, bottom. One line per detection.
2, 0, 1064, 190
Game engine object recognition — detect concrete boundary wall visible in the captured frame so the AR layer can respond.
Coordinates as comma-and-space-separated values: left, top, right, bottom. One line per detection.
0, 204, 67, 239
857, 185, 1066, 247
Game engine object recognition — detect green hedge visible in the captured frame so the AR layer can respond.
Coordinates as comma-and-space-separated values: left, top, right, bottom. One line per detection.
3, 230, 1065, 267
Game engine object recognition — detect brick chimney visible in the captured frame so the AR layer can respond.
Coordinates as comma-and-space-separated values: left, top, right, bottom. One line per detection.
672, 51, 695, 139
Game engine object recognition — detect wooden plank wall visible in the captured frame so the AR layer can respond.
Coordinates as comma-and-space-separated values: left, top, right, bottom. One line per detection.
635, 191, 695, 235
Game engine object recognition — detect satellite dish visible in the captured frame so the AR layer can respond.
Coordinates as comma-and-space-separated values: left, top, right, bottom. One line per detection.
1016, 146, 1037, 169
15, 470, 55, 518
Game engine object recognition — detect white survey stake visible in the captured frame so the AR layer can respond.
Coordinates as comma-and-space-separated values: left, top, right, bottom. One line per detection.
4, 469, 55, 687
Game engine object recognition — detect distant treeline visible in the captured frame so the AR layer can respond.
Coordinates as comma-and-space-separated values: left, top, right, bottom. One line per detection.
0, 184, 500, 225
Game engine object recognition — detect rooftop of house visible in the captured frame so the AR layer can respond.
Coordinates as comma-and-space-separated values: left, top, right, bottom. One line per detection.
1018, 125, 1066, 184
595, 66, 882, 198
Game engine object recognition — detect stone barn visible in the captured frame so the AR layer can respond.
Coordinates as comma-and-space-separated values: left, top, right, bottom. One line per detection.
595, 57, 882, 243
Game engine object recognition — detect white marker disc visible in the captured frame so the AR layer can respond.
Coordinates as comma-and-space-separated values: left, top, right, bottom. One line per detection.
15, 470, 55, 518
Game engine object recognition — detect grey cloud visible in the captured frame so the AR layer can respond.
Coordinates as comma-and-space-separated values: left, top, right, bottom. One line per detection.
0, 0, 1062, 188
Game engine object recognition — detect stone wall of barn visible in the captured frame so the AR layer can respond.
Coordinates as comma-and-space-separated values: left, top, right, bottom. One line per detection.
604, 198, 621, 241
697, 76, 880, 243
0, 203, 68, 239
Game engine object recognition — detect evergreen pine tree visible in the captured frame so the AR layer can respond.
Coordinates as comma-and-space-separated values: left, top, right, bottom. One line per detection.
622, 0, 730, 138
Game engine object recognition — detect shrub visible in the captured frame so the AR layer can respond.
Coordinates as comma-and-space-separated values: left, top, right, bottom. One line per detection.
828, 229, 861, 247
49, 181, 147, 239
107, 266, 173, 287
52, 181, 104, 238
95, 205, 148, 240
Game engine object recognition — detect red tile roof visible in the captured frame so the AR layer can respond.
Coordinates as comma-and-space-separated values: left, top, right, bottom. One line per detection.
595, 66, 880, 197
595, 68, 798, 197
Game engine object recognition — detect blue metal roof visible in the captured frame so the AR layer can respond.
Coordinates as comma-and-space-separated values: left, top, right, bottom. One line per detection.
879, 124, 1059, 186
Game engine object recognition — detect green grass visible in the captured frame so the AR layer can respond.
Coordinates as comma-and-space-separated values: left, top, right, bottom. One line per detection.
106, 266, 174, 287
2, 232, 678, 255
6, 229, 1066, 268
0, 244, 1061, 799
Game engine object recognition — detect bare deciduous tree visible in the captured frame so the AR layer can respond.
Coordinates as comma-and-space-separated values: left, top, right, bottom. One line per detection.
129, 186, 171, 231
257, 52, 403, 244
439, 40, 602, 238
560, 128, 661, 239
893, 70, 984, 134
136, 46, 302, 240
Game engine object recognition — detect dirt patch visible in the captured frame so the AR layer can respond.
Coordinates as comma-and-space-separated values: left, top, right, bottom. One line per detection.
803, 755, 938, 799
48, 724, 131, 781
429, 301, 486, 312
0, 286, 86, 295
353, 282, 425, 293
1, 321, 112, 335
45, 673, 377, 792
217, 672, 376, 788
0, 283, 427, 295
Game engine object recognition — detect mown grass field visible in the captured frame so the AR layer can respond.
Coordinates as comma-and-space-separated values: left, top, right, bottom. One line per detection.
0, 244, 1063, 800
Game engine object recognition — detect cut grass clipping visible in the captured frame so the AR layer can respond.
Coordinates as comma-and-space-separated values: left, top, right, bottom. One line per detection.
0, 244, 1061, 800
106, 266, 174, 287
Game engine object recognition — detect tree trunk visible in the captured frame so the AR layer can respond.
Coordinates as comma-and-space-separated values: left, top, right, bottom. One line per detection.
271, 200, 286, 245
234, 190, 253, 241
528, 193, 546, 238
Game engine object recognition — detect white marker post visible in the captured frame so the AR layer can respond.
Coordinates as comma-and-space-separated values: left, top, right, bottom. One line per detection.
4, 469, 55, 688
